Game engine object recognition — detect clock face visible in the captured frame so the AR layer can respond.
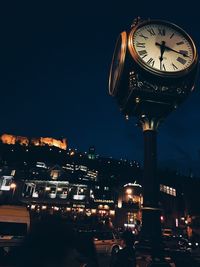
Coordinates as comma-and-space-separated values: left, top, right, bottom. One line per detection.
128, 21, 196, 76
109, 32, 127, 95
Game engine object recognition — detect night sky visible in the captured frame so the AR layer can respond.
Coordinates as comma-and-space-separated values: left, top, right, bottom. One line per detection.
0, 1, 200, 175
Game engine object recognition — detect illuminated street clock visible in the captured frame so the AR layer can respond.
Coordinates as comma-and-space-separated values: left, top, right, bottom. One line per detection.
109, 18, 198, 116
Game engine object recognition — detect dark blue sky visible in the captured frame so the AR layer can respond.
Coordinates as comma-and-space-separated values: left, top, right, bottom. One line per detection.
0, 1, 200, 175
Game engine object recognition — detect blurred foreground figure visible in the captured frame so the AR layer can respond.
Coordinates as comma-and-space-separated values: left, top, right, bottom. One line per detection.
16, 218, 98, 267
77, 231, 99, 267
110, 230, 136, 267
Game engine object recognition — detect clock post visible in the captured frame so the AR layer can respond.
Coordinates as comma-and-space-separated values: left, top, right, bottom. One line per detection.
139, 117, 163, 258
109, 17, 198, 266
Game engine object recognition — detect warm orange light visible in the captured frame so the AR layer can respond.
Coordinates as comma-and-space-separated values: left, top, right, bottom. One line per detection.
110, 210, 115, 215
0, 134, 67, 150
1, 134, 29, 146
70, 151, 75, 156
10, 183, 16, 189
91, 209, 96, 214
45, 187, 50, 191
31, 137, 67, 150
78, 208, 84, 212
126, 188, 132, 194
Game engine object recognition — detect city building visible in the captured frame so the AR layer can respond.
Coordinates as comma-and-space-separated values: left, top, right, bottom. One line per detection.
0, 135, 200, 230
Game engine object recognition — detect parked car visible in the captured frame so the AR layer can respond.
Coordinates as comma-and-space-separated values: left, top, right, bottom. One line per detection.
162, 228, 173, 237
0, 205, 30, 242
179, 237, 199, 251
0, 205, 30, 264
163, 235, 184, 251
93, 231, 121, 255
162, 234, 199, 252
78, 230, 121, 255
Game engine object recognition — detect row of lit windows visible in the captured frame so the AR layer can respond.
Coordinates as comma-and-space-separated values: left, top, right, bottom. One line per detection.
28, 204, 115, 216
160, 184, 176, 196
95, 185, 109, 191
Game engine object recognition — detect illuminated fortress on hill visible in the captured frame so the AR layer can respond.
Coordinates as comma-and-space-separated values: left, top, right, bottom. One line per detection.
0, 134, 67, 150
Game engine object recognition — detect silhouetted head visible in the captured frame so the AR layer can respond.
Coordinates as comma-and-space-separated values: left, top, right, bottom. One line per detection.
121, 230, 135, 247
17, 218, 85, 267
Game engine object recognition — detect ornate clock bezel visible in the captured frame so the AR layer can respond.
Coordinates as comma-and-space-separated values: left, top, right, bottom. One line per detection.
128, 19, 198, 78
109, 31, 128, 96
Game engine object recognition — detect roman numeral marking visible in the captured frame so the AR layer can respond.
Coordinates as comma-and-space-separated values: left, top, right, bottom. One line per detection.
176, 41, 184, 45
147, 28, 156, 36
172, 63, 178, 70
158, 28, 166, 36
138, 50, 148, 57
146, 58, 155, 67
141, 55, 147, 59
170, 33, 175, 39
177, 57, 187, 65
160, 63, 166, 71
163, 64, 166, 71
138, 50, 148, 59
136, 42, 146, 48
179, 50, 188, 56
139, 34, 148, 40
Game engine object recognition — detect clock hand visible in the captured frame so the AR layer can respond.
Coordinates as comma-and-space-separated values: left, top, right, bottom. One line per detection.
165, 45, 190, 58
155, 42, 189, 58
159, 41, 166, 70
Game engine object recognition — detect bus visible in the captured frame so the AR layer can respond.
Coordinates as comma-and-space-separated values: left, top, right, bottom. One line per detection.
0, 205, 30, 247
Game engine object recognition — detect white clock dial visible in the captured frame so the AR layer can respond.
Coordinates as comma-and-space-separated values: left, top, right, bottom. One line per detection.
130, 22, 195, 73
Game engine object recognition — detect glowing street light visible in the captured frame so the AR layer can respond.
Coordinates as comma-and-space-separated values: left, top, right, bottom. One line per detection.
126, 188, 132, 195
10, 182, 17, 199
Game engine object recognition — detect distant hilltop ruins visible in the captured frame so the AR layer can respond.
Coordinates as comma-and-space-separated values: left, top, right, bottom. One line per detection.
0, 134, 67, 150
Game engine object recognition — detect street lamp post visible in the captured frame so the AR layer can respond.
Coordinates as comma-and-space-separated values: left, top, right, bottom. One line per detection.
108, 17, 198, 266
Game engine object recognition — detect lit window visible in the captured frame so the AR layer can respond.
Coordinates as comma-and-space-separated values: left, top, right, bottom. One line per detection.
51, 170, 59, 180
160, 184, 176, 196
32, 192, 39, 198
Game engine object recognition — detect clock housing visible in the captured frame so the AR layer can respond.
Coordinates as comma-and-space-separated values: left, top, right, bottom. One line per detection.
108, 18, 199, 118
109, 31, 128, 97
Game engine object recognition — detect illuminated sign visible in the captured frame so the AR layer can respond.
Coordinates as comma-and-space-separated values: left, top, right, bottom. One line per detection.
73, 195, 86, 200
0, 176, 13, 191
94, 199, 114, 203
72, 204, 85, 208
123, 182, 142, 188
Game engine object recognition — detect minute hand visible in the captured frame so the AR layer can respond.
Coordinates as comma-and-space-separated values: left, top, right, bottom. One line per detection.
155, 42, 189, 57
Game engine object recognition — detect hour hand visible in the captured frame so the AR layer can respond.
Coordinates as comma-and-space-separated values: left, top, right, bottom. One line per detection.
157, 41, 166, 70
